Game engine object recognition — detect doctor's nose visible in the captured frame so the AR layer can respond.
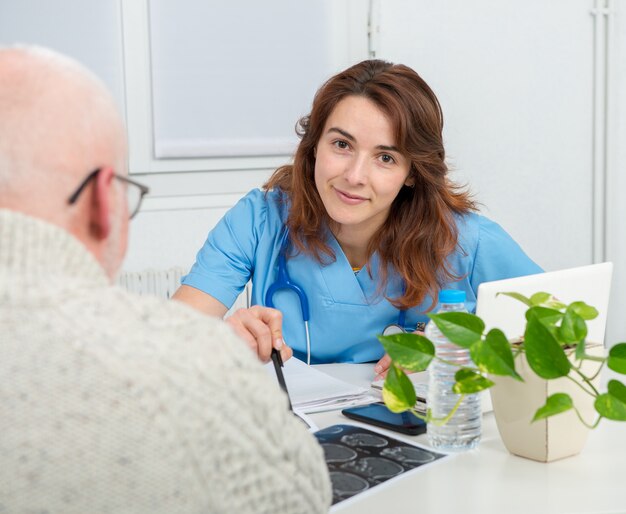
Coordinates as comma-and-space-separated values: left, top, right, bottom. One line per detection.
343, 157, 368, 186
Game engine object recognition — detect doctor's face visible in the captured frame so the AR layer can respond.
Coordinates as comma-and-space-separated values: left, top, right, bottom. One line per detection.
314, 95, 412, 241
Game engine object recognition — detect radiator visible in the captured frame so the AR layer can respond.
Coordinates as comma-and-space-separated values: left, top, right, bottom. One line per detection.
117, 267, 185, 299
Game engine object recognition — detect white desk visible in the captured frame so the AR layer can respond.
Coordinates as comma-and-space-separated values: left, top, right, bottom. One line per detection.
311, 364, 626, 514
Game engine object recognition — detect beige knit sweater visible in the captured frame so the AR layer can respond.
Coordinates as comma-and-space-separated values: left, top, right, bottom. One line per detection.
0, 209, 331, 513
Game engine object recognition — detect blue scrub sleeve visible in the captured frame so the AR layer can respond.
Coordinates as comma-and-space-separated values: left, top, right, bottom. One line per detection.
181, 189, 267, 308
469, 216, 543, 292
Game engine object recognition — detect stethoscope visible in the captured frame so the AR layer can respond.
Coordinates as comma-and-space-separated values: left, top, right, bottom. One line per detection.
265, 230, 418, 365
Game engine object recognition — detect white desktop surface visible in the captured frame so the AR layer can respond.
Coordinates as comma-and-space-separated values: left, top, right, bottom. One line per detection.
311, 364, 626, 514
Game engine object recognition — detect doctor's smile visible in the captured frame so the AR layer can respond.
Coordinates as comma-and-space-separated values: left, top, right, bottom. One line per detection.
333, 188, 367, 205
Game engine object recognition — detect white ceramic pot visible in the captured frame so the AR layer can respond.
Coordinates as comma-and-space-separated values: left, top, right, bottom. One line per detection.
489, 344, 604, 462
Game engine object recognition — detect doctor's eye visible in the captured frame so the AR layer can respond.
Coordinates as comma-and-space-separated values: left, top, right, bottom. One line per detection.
380, 153, 396, 165
333, 140, 350, 150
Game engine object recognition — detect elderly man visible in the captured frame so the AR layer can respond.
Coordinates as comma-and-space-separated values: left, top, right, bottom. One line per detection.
0, 46, 330, 513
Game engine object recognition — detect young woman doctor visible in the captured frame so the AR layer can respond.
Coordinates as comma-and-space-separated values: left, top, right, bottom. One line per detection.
173, 60, 541, 379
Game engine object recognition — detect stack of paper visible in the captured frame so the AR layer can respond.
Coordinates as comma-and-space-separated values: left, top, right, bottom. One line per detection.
266, 357, 378, 413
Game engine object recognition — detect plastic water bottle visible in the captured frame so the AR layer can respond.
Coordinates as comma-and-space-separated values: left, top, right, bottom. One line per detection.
426, 289, 481, 451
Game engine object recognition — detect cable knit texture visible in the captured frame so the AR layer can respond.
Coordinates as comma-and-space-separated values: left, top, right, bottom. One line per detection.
0, 209, 331, 514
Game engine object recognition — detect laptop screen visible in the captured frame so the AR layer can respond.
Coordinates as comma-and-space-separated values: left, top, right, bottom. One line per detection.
475, 262, 613, 345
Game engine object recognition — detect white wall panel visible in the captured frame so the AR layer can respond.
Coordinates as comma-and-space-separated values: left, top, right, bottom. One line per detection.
148, 0, 368, 159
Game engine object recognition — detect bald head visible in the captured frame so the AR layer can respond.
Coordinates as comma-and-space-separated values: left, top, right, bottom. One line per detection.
0, 46, 130, 279
0, 45, 127, 218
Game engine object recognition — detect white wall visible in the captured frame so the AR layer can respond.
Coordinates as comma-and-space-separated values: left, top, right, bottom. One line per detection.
0, 0, 125, 109
372, 0, 596, 273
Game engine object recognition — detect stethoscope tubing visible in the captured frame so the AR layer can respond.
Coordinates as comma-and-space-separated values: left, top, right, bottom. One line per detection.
265, 230, 313, 364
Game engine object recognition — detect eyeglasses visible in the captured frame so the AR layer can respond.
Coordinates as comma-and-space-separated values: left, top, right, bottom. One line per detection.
67, 168, 150, 219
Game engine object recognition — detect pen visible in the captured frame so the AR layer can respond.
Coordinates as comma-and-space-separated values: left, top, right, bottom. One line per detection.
271, 348, 293, 411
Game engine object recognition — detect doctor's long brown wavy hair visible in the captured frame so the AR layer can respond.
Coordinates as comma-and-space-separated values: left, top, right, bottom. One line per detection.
264, 59, 476, 311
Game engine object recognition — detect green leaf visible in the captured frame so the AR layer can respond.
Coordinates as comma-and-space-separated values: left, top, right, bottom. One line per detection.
530, 292, 551, 306
452, 368, 494, 394
595, 380, 626, 421
524, 316, 571, 379
525, 306, 563, 326
569, 301, 599, 321
532, 393, 573, 422
377, 333, 434, 372
608, 379, 626, 401
427, 312, 484, 348
607, 343, 626, 375
558, 308, 587, 345
498, 291, 532, 307
382, 364, 416, 413
544, 299, 567, 310
470, 329, 522, 380
575, 339, 586, 360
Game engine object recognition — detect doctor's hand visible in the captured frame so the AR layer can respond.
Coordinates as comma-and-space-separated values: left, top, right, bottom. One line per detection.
226, 306, 293, 364
374, 330, 425, 381
374, 354, 392, 382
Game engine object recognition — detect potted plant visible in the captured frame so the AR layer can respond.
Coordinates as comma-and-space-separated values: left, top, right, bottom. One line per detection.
378, 292, 626, 462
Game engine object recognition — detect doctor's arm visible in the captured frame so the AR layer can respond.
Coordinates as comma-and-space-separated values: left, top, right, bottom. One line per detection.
173, 285, 292, 363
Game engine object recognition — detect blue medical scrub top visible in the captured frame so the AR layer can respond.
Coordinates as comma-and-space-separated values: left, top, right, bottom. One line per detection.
182, 188, 542, 364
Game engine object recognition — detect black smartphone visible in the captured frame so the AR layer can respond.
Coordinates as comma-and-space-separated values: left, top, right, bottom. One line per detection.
341, 402, 426, 436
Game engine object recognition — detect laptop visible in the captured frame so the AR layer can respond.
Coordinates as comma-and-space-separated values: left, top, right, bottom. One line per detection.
475, 262, 613, 346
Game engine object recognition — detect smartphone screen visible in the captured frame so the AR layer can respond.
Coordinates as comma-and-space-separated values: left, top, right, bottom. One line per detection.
342, 403, 426, 435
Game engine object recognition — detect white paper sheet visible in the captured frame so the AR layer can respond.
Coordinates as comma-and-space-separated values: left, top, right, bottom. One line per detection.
266, 358, 378, 413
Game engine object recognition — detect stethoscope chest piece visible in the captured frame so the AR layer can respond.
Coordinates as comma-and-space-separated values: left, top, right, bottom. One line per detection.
382, 321, 426, 337
382, 324, 405, 337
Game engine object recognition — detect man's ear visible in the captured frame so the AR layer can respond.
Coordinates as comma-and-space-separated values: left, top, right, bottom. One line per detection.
89, 167, 115, 240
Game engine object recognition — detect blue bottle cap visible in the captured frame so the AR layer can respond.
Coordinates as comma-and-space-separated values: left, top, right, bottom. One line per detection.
439, 289, 466, 303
